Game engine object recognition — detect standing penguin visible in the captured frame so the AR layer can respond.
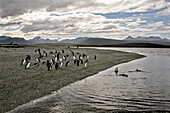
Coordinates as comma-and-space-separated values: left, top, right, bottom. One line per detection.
21, 59, 26, 65
43, 51, 47, 57
59, 61, 63, 68
55, 63, 59, 70
80, 59, 83, 64
25, 62, 31, 69
94, 55, 97, 60
77, 60, 80, 66
46, 60, 52, 71
36, 57, 40, 63
115, 67, 118, 75
25, 55, 31, 62
62, 50, 64, 54
84, 59, 88, 68
65, 61, 70, 67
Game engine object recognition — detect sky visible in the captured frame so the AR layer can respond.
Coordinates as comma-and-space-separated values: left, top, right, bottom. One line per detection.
0, 0, 170, 40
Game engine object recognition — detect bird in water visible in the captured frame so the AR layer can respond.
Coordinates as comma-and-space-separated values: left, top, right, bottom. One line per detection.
115, 67, 118, 74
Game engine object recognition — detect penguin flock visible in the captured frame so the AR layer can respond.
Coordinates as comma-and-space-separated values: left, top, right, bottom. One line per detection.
21, 48, 97, 71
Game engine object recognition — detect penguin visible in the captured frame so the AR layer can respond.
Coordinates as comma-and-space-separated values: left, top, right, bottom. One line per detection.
60, 61, 63, 68
57, 52, 60, 60
77, 60, 80, 66
34, 63, 39, 67
73, 56, 76, 60
79, 54, 82, 60
94, 55, 97, 60
50, 58, 55, 65
49, 51, 54, 55
25, 55, 31, 62
69, 51, 74, 56
62, 50, 64, 54
63, 55, 67, 60
59, 58, 62, 62
54, 49, 57, 53
55, 63, 59, 70
115, 67, 118, 74
25, 62, 31, 69
74, 59, 77, 64
46, 60, 52, 71
37, 49, 43, 58
84, 59, 88, 68
65, 61, 70, 67
21, 59, 26, 65
43, 51, 47, 57
66, 54, 69, 57
84, 62, 87, 68
36, 57, 40, 63
83, 54, 87, 58
79, 59, 83, 64
42, 61, 46, 65
54, 56, 58, 62
119, 74, 128, 77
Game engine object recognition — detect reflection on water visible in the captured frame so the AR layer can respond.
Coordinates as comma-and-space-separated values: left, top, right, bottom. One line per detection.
11, 48, 170, 112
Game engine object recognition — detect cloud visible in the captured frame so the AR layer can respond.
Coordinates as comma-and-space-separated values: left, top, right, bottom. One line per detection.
0, 22, 22, 27
0, 0, 50, 17
0, 0, 169, 18
0, 0, 170, 39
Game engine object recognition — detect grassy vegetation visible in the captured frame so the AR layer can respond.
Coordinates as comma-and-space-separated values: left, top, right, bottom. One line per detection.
0, 45, 145, 112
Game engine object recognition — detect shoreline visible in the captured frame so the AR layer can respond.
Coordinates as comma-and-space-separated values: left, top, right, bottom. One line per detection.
9, 56, 145, 113
0, 46, 145, 112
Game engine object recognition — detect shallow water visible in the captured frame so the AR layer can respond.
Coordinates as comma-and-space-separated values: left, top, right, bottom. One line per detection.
11, 48, 170, 112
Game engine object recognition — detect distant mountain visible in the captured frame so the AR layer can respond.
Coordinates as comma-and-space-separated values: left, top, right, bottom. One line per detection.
0, 36, 30, 44
124, 36, 170, 45
0, 36, 12, 41
28, 36, 59, 43
28, 36, 89, 44
125, 36, 168, 41
80, 38, 128, 45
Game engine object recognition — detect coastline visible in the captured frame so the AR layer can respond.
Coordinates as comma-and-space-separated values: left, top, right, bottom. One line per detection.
0, 46, 145, 112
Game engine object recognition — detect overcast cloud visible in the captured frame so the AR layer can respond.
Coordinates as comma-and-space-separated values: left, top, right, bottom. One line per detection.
0, 0, 169, 39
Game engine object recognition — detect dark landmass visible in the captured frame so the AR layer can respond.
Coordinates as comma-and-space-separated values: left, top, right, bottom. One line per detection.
80, 38, 128, 45
1, 35, 170, 47
80, 36, 170, 46
0, 36, 30, 44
